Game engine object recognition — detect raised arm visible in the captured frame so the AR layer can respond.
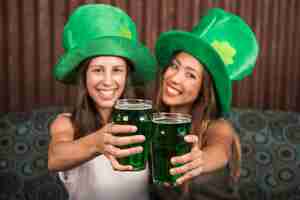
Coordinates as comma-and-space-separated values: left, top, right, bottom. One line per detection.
48, 114, 102, 172
200, 119, 236, 172
48, 114, 146, 172
169, 119, 238, 185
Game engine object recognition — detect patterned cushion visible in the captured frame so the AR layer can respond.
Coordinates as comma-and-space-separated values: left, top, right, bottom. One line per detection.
0, 107, 300, 200
0, 107, 68, 200
226, 108, 300, 200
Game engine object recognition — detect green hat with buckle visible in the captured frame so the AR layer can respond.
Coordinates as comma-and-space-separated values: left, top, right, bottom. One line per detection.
53, 4, 157, 85
155, 8, 259, 113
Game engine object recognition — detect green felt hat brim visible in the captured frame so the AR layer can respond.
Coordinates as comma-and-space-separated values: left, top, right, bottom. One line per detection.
155, 31, 231, 113
54, 36, 157, 85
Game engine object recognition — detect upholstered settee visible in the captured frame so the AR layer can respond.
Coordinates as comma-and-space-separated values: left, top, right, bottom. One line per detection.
226, 109, 300, 200
0, 107, 299, 200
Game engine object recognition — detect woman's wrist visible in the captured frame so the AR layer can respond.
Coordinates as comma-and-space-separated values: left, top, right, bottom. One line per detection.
94, 131, 105, 155
76, 132, 104, 157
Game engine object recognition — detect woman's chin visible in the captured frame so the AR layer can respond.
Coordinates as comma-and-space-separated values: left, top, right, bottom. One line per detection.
94, 98, 116, 110
162, 96, 181, 107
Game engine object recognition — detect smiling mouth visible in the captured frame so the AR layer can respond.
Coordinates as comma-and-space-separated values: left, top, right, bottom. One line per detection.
97, 89, 116, 99
165, 83, 182, 96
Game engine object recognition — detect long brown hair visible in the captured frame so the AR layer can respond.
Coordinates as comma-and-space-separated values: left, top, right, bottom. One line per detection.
154, 53, 241, 181
70, 57, 136, 139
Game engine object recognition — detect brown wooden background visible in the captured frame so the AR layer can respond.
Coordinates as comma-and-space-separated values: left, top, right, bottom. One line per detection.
1, 0, 300, 113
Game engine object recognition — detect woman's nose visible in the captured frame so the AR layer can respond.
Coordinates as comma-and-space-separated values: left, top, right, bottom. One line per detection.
102, 71, 113, 86
169, 70, 183, 84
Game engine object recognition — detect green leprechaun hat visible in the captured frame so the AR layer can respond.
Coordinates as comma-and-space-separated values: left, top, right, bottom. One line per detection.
155, 8, 259, 113
53, 4, 157, 85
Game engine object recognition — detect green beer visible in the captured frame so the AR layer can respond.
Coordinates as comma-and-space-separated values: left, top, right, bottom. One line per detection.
151, 112, 191, 185
112, 99, 152, 171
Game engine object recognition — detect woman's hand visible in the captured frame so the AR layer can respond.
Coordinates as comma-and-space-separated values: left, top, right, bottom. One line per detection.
169, 135, 204, 185
96, 123, 145, 171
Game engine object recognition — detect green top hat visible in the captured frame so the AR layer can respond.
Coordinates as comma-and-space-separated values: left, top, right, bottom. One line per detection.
155, 8, 259, 113
53, 4, 157, 85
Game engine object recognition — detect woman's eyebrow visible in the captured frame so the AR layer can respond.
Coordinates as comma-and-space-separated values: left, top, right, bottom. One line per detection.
89, 64, 104, 68
173, 58, 197, 72
185, 66, 197, 72
113, 64, 127, 68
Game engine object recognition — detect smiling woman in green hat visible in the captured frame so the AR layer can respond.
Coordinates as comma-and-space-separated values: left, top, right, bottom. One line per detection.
153, 8, 259, 199
48, 4, 156, 200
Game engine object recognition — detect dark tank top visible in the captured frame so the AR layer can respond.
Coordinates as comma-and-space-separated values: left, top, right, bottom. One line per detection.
150, 166, 240, 200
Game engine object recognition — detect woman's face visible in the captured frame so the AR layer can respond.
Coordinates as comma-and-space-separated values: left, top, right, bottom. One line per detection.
86, 56, 128, 110
162, 52, 204, 111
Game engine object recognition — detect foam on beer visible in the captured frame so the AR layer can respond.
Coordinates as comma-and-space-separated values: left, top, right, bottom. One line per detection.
152, 116, 191, 124
115, 99, 152, 110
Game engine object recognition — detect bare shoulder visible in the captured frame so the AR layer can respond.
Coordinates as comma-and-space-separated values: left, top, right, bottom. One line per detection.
210, 118, 233, 130
51, 113, 73, 131
50, 113, 75, 141
206, 118, 235, 138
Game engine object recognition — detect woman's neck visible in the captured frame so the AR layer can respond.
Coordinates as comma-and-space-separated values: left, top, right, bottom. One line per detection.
170, 104, 192, 114
97, 107, 113, 124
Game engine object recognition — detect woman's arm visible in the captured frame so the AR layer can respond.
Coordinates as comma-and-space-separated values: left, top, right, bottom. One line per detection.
201, 119, 235, 173
169, 119, 237, 185
48, 114, 146, 172
48, 114, 102, 172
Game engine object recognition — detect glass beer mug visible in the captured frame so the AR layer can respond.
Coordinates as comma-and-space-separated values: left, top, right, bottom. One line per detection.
151, 112, 192, 185
112, 99, 152, 171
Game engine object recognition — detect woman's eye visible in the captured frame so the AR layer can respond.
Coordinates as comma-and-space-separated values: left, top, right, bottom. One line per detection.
113, 68, 125, 73
186, 72, 196, 79
92, 68, 102, 73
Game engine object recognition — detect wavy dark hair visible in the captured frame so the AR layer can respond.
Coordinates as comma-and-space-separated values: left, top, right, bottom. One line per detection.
154, 52, 241, 181
70, 57, 136, 139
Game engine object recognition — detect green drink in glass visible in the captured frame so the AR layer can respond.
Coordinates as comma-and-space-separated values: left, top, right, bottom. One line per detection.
112, 99, 152, 171
151, 112, 192, 185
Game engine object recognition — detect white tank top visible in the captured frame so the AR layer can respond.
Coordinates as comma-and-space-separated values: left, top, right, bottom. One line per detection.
59, 155, 150, 200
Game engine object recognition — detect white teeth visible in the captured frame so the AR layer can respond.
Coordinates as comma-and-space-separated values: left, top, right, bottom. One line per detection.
167, 86, 180, 95
99, 90, 114, 97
